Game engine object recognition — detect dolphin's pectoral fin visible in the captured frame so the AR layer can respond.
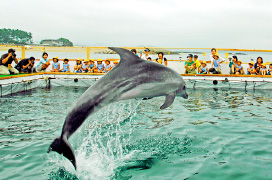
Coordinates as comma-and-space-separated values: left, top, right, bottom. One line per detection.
48, 136, 77, 170
160, 93, 176, 109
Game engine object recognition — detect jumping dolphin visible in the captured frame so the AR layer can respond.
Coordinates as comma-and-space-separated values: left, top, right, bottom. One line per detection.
48, 47, 188, 170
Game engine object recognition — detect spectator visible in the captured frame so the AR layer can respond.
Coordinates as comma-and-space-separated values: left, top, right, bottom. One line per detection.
235, 60, 244, 75
210, 54, 222, 74
97, 59, 104, 73
82, 59, 89, 73
35, 52, 50, 72
184, 54, 194, 74
147, 57, 152, 61
267, 63, 272, 75
103, 60, 112, 73
230, 56, 238, 74
141, 48, 152, 60
199, 61, 209, 74
88, 59, 96, 73
61, 58, 70, 72
112, 60, 118, 69
131, 49, 140, 57
254, 57, 263, 74
74, 58, 82, 73
247, 62, 256, 75
156, 52, 168, 66
193, 55, 201, 72
187, 63, 197, 74
15, 56, 35, 73
51, 56, 60, 72
260, 63, 267, 75
0, 48, 19, 75
210, 48, 225, 63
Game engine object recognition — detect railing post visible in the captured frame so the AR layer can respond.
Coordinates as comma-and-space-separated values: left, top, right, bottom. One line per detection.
22, 46, 26, 59
87, 47, 90, 59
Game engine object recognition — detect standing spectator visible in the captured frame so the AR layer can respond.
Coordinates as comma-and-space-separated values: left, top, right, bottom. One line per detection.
141, 48, 152, 60
254, 56, 263, 74
184, 54, 195, 74
156, 52, 168, 66
210, 48, 225, 63
35, 52, 50, 72
0, 48, 19, 75
15, 56, 35, 73
51, 56, 60, 72
247, 62, 256, 75
61, 58, 70, 72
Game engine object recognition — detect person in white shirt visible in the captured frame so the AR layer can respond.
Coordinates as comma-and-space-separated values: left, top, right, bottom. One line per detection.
141, 48, 152, 60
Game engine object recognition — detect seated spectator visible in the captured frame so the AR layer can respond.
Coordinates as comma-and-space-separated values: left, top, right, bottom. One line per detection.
35, 52, 50, 72
267, 63, 272, 75
230, 56, 238, 74
61, 58, 70, 72
194, 55, 201, 72
199, 61, 209, 74
147, 57, 152, 61
141, 48, 152, 60
82, 59, 89, 73
209, 54, 222, 74
187, 63, 197, 74
247, 62, 256, 75
15, 56, 35, 73
260, 63, 267, 75
51, 56, 60, 72
254, 56, 263, 74
156, 52, 167, 66
131, 49, 140, 57
88, 59, 96, 73
235, 60, 244, 75
112, 60, 118, 69
96, 59, 104, 73
0, 48, 19, 75
184, 54, 194, 74
103, 60, 112, 73
74, 58, 82, 73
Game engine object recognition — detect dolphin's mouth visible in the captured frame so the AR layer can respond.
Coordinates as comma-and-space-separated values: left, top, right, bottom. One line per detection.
183, 93, 188, 99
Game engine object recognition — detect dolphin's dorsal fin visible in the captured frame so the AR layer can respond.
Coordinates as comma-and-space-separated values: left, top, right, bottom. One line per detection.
160, 93, 176, 109
108, 47, 140, 64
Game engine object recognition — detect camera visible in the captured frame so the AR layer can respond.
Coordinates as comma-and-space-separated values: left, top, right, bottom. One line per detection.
12, 52, 16, 57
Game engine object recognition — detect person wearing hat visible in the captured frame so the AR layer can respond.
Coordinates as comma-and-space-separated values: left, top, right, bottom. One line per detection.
88, 59, 96, 73
74, 58, 82, 73
141, 48, 152, 60
235, 60, 244, 75
209, 54, 222, 74
15, 56, 35, 73
112, 60, 119, 69
0, 48, 19, 75
184, 54, 195, 74
51, 56, 60, 72
210, 48, 225, 63
96, 58, 104, 73
82, 59, 90, 73
199, 61, 209, 74
260, 63, 267, 75
267, 63, 272, 75
247, 61, 256, 75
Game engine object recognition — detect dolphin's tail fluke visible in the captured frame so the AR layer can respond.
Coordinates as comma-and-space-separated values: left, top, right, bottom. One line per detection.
47, 136, 77, 170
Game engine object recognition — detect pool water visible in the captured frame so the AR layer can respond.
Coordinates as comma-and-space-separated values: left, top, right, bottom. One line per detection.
0, 84, 272, 180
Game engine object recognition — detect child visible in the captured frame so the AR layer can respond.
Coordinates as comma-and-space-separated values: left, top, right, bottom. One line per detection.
260, 63, 267, 75
187, 63, 197, 74
88, 59, 96, 73
74, 58, 82, 73
35, 52, 50, 72
82, 59, 89, 73
247, 62, 255, 75
61, 58, 70, 72
96, 59, 104, 73
194, 55, 201, 71
103, 60, 112, 73
184, 54, 195, 74
199, 61, 209, 74
112, 60, 118, 69
235, 60, 244, 75
210, 55, 222, 74
51, 56, 60, 72
267, 63, 272, 75
147, 57, 152, 61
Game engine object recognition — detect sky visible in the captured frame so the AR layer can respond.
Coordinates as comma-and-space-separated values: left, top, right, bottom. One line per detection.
1, 0, 272, 49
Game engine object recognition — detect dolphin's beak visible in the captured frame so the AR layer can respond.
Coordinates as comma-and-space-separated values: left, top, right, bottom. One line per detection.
183, 92, 188, 99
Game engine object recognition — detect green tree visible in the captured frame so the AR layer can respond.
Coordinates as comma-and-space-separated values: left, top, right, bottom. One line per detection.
0, 28, 33, 44
58, 37, 73, 46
